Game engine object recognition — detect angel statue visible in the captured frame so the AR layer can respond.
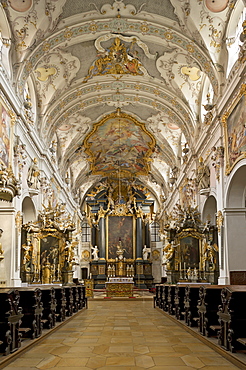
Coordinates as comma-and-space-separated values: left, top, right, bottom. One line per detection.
91, 245, 99, 261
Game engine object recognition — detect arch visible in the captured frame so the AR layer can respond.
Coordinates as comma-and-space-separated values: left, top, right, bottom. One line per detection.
22, 196, 36, 224
226, 164, 246, 208
202, 195, 217, 225
224, 164, 246, 284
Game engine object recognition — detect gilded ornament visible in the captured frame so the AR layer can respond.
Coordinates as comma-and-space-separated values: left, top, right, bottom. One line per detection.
42, 42, 51, 52
216, 210, 224, 235
15, 211, 23, 235
89, 23, 98, 33
186, 44, 194, 53
164, 31, 173, 40
64, 28, 74, 39
140, 24, 149, 33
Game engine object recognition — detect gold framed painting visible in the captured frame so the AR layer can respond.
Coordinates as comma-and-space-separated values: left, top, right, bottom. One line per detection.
223, 84, 246, 175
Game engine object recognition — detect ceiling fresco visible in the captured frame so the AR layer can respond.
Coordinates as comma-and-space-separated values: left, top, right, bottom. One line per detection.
1, 0, 244, 206
84, 111, 155, 178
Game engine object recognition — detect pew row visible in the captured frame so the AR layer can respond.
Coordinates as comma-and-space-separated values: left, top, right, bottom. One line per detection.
0, 285, 87, 357
154, 283, 246, 354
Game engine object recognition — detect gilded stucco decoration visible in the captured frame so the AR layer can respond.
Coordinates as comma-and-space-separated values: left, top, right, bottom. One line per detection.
2, 0, 241, 222
3, 0, 66, 53
84, 37, 147, 82
34, 49, 80, 112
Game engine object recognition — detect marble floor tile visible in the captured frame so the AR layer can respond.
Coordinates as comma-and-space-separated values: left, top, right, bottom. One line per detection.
1, 300, 244, 370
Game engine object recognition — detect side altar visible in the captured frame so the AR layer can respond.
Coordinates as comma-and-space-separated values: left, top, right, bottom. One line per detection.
105, 277, 134, 297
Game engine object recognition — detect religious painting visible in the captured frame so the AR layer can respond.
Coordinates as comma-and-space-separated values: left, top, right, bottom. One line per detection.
107, 216, 133, 259
0, 101, 11, 167
224, 85, 246, 174
39, 235, 63, 283
179, 236, 200, 269
84, 111, 155, 178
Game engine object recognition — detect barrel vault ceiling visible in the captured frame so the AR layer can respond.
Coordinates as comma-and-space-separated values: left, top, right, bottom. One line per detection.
2, 0, 239, 206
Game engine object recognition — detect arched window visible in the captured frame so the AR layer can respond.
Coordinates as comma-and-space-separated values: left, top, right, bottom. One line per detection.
82, 222, 91, 243
150, 221, 160, 242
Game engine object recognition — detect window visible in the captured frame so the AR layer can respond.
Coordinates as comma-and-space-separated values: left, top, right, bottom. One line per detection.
150, 222, 160, 242
82, 222, 91, 243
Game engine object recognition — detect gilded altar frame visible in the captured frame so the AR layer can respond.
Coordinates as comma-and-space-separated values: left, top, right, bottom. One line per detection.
176, 230, 203, 270
23, 230, 66, 284
106, 214, 136, 260
222, 84, 246, 175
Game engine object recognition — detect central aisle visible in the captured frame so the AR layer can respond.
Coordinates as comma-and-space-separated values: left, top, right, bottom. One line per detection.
4, 300, 239, 369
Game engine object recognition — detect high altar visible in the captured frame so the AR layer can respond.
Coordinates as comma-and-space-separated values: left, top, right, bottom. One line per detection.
86, 180, 154, 289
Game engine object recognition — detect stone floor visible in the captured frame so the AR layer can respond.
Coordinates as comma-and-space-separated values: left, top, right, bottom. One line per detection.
1, 298, 246, 370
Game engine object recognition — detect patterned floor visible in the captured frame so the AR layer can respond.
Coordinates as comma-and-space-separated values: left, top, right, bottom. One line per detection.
1, 299, 245, 370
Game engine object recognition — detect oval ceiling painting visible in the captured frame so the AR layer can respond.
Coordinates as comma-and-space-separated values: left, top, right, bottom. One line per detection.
84, 110, 155, 178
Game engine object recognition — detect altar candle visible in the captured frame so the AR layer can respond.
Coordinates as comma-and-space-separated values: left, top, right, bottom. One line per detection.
180, 262, 182, 271
184, 262, 186, 271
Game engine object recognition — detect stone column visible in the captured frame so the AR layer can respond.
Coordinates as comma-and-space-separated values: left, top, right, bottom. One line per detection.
91, 226, 96, 247
136, 215, 143, 259
99, 217, 106, 259
93, 215, 107, 288
145, 222, 150, 247
135, 214, 146, 288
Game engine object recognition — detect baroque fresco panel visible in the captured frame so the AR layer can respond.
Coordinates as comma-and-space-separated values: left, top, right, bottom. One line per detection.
0, 102, 11, 167
226, 93, 246, 172
85, 114, 154, 177
108, 216, 133, 259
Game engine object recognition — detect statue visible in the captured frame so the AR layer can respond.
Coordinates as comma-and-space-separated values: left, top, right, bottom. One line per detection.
196, 157, 210, 190
22, 239, 33, 272
91, 245, 99, 261
0, 228, 4, 259
126, 187, 135, 213
142, 245, 150, 260
107, 183, 115, 209
27, 158, 40, 189
0, 162, 8, 187
116, 242, 125, 260
63, 240, 74, 270
202, 241, 219, 270
187, 267, 192, 279
163, 242, 176, 270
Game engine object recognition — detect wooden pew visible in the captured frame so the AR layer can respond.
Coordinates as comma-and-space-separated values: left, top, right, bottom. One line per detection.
18, 288, 43, 339
54, 286, 66, 322
41, 287, 57, 329
184, 285, 200, 327
77, 285, 87, 309
217, 286, 246, 352
64, 286, 73, 316
154, 284, 161, 308
174, 285, 186, 320
197, 285, 223, 337
71, 286, 79, 313
167, 285, 176, 315
0, 289, 23, 355
162, 285, 169, 312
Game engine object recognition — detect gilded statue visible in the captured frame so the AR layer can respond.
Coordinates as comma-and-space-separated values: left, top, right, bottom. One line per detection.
22, 239, 34, 272
202, 241, 219, 270
84, 37, 143, 82
163, 242, 175, 270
